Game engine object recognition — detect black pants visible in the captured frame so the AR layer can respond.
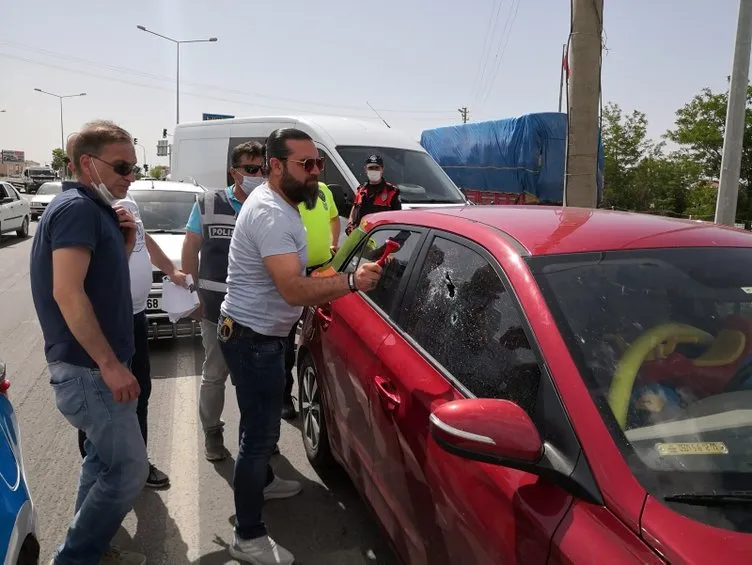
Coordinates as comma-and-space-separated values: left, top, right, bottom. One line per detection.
78, 311, 151, 457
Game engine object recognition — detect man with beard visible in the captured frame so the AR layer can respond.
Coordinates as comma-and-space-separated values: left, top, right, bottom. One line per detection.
217, 128, 383, 565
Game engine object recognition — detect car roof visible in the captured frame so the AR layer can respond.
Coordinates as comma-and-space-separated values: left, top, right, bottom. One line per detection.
127, 179, 205, 194
370, 205, 752, 256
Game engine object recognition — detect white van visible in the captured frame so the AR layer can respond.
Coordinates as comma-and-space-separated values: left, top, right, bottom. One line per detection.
171, 115, 468, 219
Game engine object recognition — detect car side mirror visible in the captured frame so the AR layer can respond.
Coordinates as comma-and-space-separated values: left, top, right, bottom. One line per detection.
430, 398, 543, 466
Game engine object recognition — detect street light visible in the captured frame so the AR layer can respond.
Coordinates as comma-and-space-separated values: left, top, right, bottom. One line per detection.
137, 25, 217, 124
34, 89, 87, 149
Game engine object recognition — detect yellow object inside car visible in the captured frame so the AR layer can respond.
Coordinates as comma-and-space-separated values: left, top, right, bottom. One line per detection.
692, 329, 746, 366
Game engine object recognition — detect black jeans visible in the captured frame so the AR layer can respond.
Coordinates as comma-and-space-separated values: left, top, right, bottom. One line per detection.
78, 311, 151, 457
217, 315, 286, 540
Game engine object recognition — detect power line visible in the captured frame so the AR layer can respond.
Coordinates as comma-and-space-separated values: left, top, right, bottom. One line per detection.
0, 41, 458, 116
477, 0, 521, 110
469, 0, 505, 102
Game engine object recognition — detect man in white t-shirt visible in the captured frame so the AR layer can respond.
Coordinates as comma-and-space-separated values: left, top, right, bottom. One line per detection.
77, 192, 188, 490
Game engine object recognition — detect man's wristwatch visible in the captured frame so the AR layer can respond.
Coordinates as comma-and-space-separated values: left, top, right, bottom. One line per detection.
347, 272, 357, 292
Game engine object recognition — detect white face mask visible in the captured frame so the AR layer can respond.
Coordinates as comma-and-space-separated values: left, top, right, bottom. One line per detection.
240, 175, 264, 195
366, 170, 382, 183
90, 161, 118, 205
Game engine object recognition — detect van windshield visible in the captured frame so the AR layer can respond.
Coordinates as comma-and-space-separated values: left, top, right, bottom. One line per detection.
336, 146, 466, 204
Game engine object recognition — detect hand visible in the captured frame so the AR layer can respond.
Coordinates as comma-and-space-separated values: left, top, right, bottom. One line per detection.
354, 262, 382, 292
113, 206, 137, 250
100, 362, 140, 403
169, 269, 189, 288
330, 245, 339, 256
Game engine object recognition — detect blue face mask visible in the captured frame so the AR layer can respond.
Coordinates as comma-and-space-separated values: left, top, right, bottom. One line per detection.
240, 176, 264, 195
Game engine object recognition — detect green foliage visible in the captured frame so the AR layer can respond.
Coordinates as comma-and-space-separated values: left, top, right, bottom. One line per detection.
51, 148, 67, 172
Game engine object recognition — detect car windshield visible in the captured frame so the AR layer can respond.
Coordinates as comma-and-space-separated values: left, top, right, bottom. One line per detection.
336, 145, 465, 204
30, 169, 54, 176
129, 190, 198, 232
36, 183, 61, 195
527, 247, 752, 532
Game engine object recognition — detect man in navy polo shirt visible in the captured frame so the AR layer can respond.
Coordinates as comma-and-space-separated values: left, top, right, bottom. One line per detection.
30, 120, 148, 565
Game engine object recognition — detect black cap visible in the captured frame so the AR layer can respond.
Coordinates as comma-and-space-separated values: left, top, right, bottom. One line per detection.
365, 154, 383, 166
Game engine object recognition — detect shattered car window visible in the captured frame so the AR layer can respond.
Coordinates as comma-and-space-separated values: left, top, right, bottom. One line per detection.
403, 236, 540, 414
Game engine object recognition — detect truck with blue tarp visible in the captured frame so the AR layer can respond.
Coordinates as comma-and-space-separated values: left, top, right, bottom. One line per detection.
419, 112, 603, 205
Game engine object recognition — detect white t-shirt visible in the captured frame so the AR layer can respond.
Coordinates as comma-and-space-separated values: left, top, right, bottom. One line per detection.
116, 195, 152, 314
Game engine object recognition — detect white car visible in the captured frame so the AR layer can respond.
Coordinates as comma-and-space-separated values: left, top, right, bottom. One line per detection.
128, 179, 207, 339
29, 181, 62, 221
0, 183, 30, 238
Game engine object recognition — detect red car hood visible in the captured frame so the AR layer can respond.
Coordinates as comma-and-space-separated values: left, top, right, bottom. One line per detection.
641, 495, 752, 563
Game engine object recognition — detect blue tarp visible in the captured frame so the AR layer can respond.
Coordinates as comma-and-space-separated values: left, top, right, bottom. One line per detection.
420, 112, 603, 204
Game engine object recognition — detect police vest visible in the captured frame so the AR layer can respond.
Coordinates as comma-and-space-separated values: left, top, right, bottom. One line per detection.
198, 188, 238, 323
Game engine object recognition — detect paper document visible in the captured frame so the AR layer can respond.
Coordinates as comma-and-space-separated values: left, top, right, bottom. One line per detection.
162, 274, 200, 323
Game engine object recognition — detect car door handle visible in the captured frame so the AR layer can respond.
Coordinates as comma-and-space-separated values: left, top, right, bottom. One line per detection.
315, 306, 332, 327
374, 376, 400, 412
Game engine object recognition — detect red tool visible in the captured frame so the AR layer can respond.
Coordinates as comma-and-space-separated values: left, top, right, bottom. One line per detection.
376, 239, 401, 266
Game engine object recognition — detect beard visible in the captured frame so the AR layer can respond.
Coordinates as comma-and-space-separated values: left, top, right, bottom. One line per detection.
280, 166, 318, 209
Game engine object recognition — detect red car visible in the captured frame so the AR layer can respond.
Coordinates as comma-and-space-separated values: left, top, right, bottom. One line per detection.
297, 206, 752, 564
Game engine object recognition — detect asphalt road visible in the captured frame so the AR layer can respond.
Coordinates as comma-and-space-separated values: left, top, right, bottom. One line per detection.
0, 219, 399, 565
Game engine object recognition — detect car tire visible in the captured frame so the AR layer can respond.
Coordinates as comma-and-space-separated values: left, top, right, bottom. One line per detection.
16, 216, 29, 238
30, 215, 38, 222
17, 534, 40, 565
298, 353, 334, 470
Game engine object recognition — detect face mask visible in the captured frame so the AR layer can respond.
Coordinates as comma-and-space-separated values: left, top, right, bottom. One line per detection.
90, 161, 118, 205
240, 175, 264, 195
367, 170, 382, 183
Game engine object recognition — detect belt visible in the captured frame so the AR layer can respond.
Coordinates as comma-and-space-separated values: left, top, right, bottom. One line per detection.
218, 314, 282, 342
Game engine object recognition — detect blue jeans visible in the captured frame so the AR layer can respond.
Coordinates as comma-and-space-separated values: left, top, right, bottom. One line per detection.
49, 361, 149, 565
218, 317, 287, 540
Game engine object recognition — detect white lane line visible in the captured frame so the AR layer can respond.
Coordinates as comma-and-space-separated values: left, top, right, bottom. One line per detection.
166, 375, 200, 561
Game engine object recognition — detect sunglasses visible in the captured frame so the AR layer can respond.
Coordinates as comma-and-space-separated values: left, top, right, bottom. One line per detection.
89, 154, 137, 177
282, 157, 326, 173
235, 164, 264, 175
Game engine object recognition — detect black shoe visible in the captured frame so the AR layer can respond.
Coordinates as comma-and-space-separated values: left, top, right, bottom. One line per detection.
281, 398, 297, 421
145, 462, 170, 489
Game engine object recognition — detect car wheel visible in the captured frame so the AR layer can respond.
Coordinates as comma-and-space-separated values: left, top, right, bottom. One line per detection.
17, 534, 40, 565
30, 215, 38, 222
298, 354, 334, 469
16, 216, 29, 238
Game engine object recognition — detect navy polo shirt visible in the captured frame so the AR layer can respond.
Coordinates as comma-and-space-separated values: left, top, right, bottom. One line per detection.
30, 182, 134, 369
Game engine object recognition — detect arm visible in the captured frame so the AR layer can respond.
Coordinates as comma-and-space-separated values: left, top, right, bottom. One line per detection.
53, 247, 121, 371
181, 201, 204, 317
145, 233, 180, 277
265, 253, 380, 306
330, 216, 341, 251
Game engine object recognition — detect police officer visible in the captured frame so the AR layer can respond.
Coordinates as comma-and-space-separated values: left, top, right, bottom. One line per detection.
346, 154, 402, 235
181, 141, 266, 462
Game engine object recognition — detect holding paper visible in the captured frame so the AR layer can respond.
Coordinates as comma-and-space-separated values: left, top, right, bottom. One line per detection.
162, 273, 200, 323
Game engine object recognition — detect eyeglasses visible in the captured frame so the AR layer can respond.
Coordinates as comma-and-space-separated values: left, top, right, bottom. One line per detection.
282, 157, 325, 173
88, 154, 137, 177
234, 164, 264, 175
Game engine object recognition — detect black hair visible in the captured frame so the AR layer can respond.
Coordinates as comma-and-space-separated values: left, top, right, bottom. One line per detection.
230, 141, 265, 168
265, 128, 313, 162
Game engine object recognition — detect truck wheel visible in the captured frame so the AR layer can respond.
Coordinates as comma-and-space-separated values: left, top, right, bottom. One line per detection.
16, 216, 29, 238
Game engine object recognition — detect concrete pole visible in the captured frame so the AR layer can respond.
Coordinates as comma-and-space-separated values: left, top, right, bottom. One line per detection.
715, 0, 752, 226
564, 0, 603, 208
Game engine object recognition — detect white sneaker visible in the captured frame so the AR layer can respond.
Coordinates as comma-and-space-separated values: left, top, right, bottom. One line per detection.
100, 546, 147, 564
229, 533, 294, 565
263, 475, 302, 500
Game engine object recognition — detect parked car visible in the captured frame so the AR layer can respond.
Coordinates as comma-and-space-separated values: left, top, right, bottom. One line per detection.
29, 182, 62, 221
0, 360, 39, 565
297, 205, 752, 565
0, 183, 30, 238
127, 179, 206, 339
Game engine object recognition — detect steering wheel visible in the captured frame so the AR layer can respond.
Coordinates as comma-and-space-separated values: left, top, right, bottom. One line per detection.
607, 323, 714, 429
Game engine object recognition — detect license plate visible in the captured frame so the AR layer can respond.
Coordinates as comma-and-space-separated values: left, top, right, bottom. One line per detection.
146, 297, 161, 311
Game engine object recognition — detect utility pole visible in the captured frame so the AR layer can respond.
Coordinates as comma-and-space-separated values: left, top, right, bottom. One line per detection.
458, 107, 469, 124
715, 0, 752, 226
563, 0, 603, 208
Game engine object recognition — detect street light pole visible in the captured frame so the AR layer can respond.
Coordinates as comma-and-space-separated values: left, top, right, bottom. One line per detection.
136, 25, 217, 124
33, 89, 87, 148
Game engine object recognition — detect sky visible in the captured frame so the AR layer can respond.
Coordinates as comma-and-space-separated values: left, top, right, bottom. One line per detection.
0, 0, 743, 167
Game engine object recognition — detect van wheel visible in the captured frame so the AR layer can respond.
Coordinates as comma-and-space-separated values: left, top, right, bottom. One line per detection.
298, 354, 334, 470
17, 216, 29, 238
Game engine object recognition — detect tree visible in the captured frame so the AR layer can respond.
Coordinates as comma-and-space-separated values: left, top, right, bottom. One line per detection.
132, 165, 143, 180
150, 165, 167, 180
51, 148, 67, 174
666, 85, 752, 221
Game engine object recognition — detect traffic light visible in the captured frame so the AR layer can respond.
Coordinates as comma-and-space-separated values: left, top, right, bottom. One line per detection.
144, 164, 149, 172
162, 129, 167, 138
134, 137, 138, 145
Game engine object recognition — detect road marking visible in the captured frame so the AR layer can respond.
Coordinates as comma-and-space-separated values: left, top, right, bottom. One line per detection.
166, 375, 201, 561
